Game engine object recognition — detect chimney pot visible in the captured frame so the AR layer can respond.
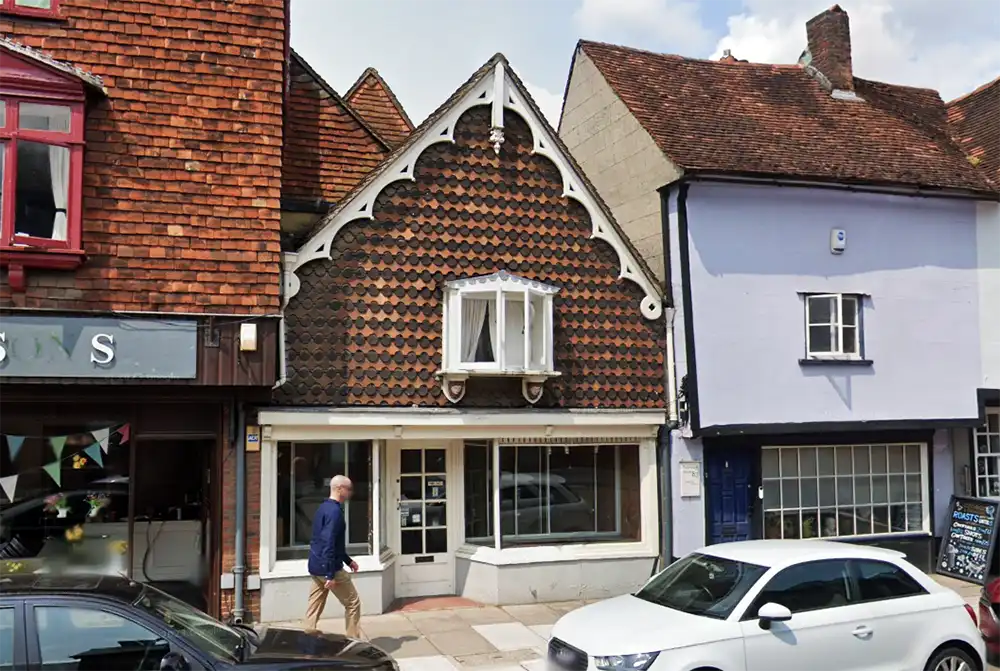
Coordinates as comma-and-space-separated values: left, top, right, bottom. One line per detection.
805, 5, 854, 91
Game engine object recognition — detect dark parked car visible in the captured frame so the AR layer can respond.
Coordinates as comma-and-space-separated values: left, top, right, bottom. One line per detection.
980, 577, 1000, 665
0, 574, 397, 670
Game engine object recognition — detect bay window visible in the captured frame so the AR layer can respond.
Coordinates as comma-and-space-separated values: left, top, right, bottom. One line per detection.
1, 99, 82, 247
463, 441, 641, 547
974, 408, 1000, 498
275, 441, 373, 559
1, 46, 91, 290
443, 271, 557, 374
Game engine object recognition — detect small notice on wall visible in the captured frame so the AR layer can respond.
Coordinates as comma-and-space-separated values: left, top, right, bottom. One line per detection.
679, 461, 702, 498
937, 496, 1000, 585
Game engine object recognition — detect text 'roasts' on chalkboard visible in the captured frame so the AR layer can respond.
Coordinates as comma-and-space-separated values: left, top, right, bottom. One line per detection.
937, 496, 1000, 585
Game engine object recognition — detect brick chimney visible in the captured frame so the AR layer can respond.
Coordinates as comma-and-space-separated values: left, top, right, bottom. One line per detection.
805, 5, 854, 91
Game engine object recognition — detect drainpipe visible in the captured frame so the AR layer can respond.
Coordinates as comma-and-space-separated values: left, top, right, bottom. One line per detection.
272, 315, 287, 390
232, 402, 247, 622
659, 305, 680, 571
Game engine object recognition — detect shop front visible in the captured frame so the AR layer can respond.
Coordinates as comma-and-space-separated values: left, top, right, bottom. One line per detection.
689, 429, 950, 571
253, 409, 665, 621
0, 313, 278, 616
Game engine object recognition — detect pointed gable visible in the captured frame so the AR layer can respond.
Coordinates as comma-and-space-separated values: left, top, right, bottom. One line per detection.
947, 77, 1000, 186
282, 52, 391, 208
346, 68, 415, 148
279, 54, 664, 408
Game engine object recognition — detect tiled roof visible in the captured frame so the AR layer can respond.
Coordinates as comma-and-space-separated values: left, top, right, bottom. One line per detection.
282, 52, 390, 207
1, 0, 286, 313
298, 54, 660, 300
0, 36, 106, 93
947, 77, 1000, 185
579, 40, 998, 195
277, 107, 664, 408
346, 67, 414, 147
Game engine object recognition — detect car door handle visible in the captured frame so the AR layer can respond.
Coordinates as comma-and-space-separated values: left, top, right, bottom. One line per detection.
852, 625, 873, 639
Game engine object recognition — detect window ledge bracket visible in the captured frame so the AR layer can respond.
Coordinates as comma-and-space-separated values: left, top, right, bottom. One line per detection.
436, 369, 561, 404
0, 247, 86, 292
799, 358, 873, 367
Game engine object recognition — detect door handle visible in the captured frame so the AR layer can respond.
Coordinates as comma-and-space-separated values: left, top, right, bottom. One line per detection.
852, 625, 873, 639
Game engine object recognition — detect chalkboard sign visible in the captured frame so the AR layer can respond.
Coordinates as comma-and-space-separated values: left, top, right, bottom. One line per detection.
936, 496, 1000, 585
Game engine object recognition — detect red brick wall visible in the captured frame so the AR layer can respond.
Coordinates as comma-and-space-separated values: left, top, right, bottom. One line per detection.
1, 0, 285, 313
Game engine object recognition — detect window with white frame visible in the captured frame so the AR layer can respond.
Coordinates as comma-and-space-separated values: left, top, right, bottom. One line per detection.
974, 408, 1000, 498
442, 271, 558, 374
804, 293, 862, 358
275, 441, 373, 559
762, 444, 927, 540
463, 441, 641, 547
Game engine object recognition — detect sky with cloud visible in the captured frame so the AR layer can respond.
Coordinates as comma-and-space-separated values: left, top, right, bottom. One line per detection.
291, 0, 1000, 126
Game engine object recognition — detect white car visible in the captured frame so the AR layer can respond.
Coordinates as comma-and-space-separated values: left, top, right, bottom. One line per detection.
549, 540, 984, 671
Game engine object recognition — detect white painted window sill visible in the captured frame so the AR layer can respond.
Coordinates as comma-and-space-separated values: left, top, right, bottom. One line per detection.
436, 369, 561, 379
455, 541, 657, 566
260, 548, 396, 580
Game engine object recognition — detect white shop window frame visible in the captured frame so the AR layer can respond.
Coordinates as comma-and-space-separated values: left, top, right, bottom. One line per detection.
441, 271, 559, 376
974, 408, 1000, 498
456, 437, 660, 566
761, 443, 930, 541
259, 438, 391, 579
464, 443, 625, 545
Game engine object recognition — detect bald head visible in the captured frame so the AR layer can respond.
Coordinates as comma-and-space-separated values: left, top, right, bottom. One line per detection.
330, 475, 353, 502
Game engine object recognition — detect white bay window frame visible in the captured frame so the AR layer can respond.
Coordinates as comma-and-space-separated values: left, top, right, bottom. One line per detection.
442, 271, 558, 375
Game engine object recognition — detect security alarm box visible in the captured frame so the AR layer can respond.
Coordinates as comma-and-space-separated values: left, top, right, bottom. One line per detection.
831, 228, 846, 254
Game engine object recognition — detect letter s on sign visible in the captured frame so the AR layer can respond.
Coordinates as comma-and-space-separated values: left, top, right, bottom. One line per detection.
0, 332, 6, 363
90, 333, 115, 365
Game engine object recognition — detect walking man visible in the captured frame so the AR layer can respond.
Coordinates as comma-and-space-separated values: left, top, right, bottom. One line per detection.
304, 474, 362, 638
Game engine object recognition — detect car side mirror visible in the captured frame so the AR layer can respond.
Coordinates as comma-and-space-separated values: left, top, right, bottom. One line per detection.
159, 652, 191, 671
757, 602, 792, 630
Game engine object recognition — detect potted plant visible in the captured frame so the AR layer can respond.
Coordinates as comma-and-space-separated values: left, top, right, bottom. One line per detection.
85, 493, 110, 518
44, 494, 70, 518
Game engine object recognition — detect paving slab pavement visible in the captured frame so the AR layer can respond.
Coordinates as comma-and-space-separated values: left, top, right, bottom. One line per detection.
273, 600, 564, 671
269, 574, 993, 671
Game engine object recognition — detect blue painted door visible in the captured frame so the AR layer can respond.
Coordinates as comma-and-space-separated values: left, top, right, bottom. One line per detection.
706, 448, 757, 545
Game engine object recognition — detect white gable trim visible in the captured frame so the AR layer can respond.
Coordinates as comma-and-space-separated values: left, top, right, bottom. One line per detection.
286, 60, 662, 320
446, 270, 560, 294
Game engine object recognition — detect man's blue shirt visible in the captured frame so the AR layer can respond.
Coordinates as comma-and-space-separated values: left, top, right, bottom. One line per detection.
307, 498, 352, 580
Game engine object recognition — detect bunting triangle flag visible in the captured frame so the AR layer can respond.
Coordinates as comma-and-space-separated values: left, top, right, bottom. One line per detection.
0, 474, 17, 502
84, 443, 104, 468
49, 435, 67, 461
117, 424, 130, 445
6, 435, 25, 461
42, 461, 62, 487
91, 428, 111, 453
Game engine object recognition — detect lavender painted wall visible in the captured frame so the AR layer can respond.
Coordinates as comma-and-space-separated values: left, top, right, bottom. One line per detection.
684, 182, 981, 430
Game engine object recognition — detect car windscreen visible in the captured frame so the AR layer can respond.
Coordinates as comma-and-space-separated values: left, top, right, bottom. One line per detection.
133, 584, 242, 663
634, 552, 769, 619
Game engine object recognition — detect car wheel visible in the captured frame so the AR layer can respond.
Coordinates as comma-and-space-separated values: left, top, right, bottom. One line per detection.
925, 647, 978, 671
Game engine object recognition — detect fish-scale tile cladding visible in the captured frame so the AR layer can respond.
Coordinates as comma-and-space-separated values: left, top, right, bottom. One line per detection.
279, 107, 665, 408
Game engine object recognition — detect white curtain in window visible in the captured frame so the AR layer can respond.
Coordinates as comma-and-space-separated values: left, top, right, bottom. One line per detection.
461, 298, 488, 361
487, 300, 499, 361
48, 145, 69, 241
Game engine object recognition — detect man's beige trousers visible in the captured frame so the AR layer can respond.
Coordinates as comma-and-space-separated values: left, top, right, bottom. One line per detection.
304, 571, 362, 638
